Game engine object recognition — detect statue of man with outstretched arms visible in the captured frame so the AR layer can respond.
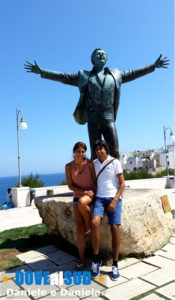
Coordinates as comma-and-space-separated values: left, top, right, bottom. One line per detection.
25, 49, 169, 159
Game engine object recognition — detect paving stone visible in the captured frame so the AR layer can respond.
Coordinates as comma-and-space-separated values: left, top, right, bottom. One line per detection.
142, 255, 175, 268
67, 280, 105, 298
46, 250, 76, 265
119, 262, 158, 279
139, 293, 163, 299
6, 287, 52, 299
56, 262, 91, 273
170, 237, 175, 244
43, 290, 79, 299
24, 256, 57, 272
1, 292, 31, 299
83, 296, 103, 299
99, 258, 140, 273
156, 245, 175, 261
0, 279, 20, 296
118, 257, 140, 269
93, 258, 140, 275
94, 274, 128, 288
0, 295, 30, 300
56, 261, 78, 272
99, 265, 112, 273
154, 249, 166, 256
141, 266, 174, 286
0, 206, 42, 232
16, 250, 45, 261
156, 282, 175, 299
35, 245, 58, 255
21, 254, 47, 264
49, 271, 74, 289
0, 265, 32, 281
21, 282, 60, 299
103, 278, 155, 300
162, 243, 175, 252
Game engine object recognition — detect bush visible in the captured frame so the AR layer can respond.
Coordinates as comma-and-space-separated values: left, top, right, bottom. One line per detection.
124, 169, 153, 180
124, 168, 174, 180
154, 169, 174, 178
15, 173, 45, 188
59, 180, 67, 185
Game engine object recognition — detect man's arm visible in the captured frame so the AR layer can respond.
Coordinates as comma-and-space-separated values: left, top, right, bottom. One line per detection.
107, 173, 125, 213
24, 60, 79, 87
121, 54, 169, 84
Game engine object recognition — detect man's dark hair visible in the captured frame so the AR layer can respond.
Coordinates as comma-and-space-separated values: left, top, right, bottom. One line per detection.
93, 140, 109, 154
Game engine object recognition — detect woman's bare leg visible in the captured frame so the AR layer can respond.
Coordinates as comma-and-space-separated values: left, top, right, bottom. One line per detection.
73, 204, 85, 264
91, 216, 101, 255
78, 195, 93, 233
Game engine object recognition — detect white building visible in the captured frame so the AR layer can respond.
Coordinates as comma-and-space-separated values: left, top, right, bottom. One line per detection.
120, 144, 175, 172
142, 157, 157, 172
159, 143, 175, 170
125, 156, 143, 172
120, 152, 133, 170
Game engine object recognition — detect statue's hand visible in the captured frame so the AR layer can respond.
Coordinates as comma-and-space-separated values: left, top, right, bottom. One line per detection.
155, 54, 169, 68
24, 60, 42, 74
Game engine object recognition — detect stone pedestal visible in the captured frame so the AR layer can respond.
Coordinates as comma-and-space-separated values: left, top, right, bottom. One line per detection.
12, 187, 30, 207
34, 187, 173, 256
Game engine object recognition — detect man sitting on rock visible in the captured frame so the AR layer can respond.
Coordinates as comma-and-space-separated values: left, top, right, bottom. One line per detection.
91, 140, 125, 280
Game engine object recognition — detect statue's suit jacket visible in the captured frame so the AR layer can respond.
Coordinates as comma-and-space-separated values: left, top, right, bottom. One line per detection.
41, 63, 155, 125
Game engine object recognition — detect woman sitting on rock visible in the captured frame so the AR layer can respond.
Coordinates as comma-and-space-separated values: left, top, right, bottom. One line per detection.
65, 142, 96, 270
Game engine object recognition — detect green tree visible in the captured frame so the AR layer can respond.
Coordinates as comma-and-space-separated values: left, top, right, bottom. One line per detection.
15, 173, 45, 188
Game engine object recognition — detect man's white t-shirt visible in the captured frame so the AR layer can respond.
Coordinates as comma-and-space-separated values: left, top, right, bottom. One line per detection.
93, 155, 123, 198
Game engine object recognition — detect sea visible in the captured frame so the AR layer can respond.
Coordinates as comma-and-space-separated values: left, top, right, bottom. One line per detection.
0, 173, 65, 205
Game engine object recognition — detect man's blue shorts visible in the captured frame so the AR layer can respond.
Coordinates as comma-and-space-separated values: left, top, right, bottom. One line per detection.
92, 197, 122, 225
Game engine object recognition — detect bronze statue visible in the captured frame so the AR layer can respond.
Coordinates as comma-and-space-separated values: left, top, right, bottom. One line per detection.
25, 49, 169, 159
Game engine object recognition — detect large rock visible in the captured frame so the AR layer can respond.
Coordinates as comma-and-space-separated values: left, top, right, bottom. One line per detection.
34, 187, 174, 256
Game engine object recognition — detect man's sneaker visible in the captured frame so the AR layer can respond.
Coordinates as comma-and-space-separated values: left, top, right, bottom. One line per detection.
91, 260, 102, 278
110, 265, 120, 280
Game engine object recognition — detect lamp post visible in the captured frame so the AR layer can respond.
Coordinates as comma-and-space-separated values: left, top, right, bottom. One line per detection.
16, 109, 28, 187
163, 126, 175, 188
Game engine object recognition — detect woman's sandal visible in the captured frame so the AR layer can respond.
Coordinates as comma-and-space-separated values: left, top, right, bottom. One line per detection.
74, 263, 86, 271
84, 229, 91, 237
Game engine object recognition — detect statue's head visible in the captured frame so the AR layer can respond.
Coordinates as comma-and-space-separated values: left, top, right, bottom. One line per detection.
91, 48, 107, 68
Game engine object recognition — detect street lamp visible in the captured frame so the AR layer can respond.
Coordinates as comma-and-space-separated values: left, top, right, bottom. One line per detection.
16, 109, 28, 187
163, 126, 175, 188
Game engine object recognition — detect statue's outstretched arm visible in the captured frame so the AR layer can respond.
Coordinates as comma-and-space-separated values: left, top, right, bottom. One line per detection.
122, 55, 169, 84
154, 54, 169, 68
24, 61, 79, 87
24, 60, 41, 74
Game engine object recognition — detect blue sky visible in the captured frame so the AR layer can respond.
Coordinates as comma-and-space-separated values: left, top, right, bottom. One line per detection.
0, 0, 174, 176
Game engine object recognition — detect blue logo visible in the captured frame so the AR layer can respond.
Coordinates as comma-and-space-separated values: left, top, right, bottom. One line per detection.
15, 271, 91, 286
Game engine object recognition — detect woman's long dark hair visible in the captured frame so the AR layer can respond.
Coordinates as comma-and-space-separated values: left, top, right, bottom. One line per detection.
73, 142, 87, 153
